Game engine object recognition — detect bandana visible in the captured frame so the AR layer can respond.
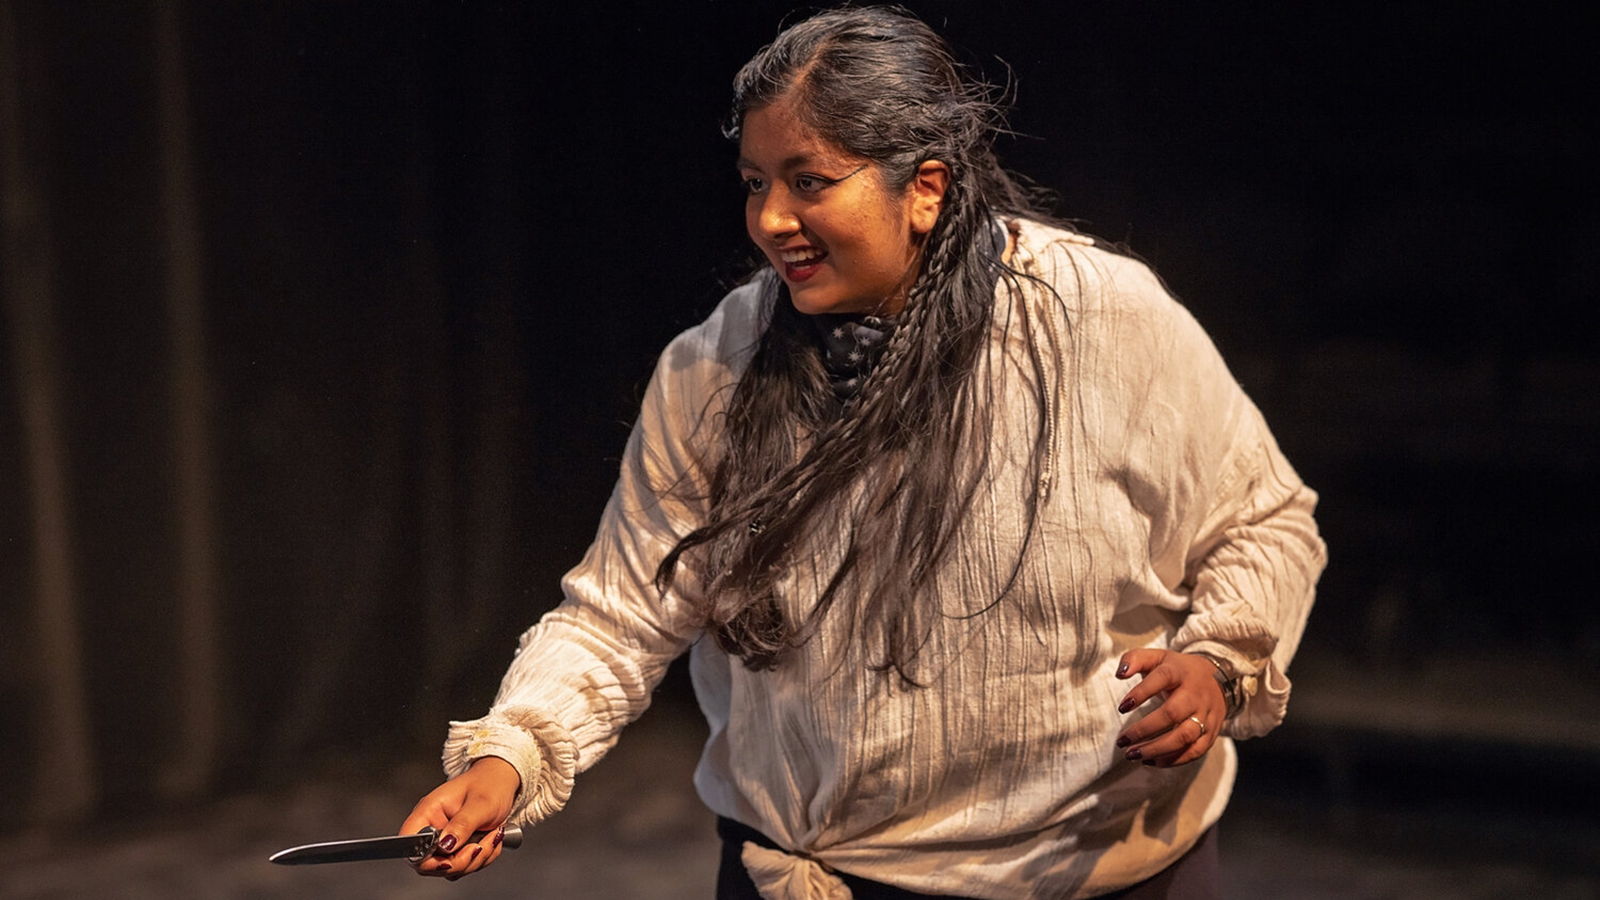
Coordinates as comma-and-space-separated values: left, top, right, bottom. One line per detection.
802, 218, 1011, 404
809, 313, 898, 401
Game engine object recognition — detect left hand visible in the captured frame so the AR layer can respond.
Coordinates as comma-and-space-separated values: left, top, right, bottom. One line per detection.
1113, 649, 1227, 768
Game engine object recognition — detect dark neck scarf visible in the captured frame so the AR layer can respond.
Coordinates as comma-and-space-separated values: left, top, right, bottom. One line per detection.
809, 312, 898, 402
804, 218, 1011, 403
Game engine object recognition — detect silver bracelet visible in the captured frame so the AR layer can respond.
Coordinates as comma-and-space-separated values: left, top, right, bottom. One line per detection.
1196, 653, 1245, 719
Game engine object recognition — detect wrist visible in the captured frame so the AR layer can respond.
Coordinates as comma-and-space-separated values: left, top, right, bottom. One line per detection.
469, 755, 523, 800
1193, 651, 1246, 719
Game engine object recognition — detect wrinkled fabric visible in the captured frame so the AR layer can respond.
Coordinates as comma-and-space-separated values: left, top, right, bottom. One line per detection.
441, 706, 576, 825
742, 841, 855, 900
442, 220, 1325, 897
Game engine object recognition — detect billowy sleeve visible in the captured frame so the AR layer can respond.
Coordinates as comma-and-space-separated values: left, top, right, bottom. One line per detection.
438, 298, 750, 826
1172, 398, 1325, 740
1091, 248, 1326, 741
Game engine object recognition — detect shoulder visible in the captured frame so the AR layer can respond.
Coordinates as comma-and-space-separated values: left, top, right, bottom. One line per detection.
658, 274, 771, 379
641, 273, 772, 440
1004, 219, 1216, 377
1003, 218, 1247, 426
1007, 218, 1176, 322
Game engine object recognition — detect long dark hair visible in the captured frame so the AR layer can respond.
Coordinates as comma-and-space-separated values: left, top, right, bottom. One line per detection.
657, 6, 1053, 682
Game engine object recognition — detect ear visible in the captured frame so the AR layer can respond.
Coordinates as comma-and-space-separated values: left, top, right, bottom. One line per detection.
907, 160, 950, 235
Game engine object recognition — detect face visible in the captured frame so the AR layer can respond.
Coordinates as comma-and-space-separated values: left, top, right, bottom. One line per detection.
737, 97, 944, 317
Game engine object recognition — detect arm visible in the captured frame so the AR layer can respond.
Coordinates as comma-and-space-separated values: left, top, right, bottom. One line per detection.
1114, 418, 1324, 763
403, 308, 740, 876
1169, 403, 1325, 740
1083, 251, 1324, 763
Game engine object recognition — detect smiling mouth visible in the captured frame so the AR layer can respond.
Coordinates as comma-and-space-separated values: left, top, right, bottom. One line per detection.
779, 247, 827, 282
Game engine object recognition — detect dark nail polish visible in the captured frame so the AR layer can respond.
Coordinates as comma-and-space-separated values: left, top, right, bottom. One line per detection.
471, 846, 483, 862
1118, 698, 1136, 714
493, 831, 504, 848
438, 834, 457, 854
1116, 663, 1129, 678
437, 862, 452, 872
1116, 735, 1131, 748
1125, 748, 1142, 760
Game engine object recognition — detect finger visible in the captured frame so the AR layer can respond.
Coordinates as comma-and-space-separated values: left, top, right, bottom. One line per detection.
414, 836, 461, 877
435, 823, 510, 879
420, 834, 486, 878
402, 809, 454, 875
457, 827, 509, 877
1141, 731, 1213, 768
399, 805, 448, 841
1118, 696, 1198, 748
1116, 661, 1181, 715
448, 842, 487, 878
414, 836, 458, 877
1126, 725, 1199, 762
433, 804, 504, 869
451, 827, 506, 879
402, 793, 462, 875
485, 826, 508, 865
1124, 714, 1214, 765
1118, 710, 1183, 757
1115, 691, 1177, 747
1115, 648, 1166, 679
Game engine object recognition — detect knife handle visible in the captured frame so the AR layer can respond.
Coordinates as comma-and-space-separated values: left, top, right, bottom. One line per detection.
409, 825, 525, 862
450, 825, 526, 853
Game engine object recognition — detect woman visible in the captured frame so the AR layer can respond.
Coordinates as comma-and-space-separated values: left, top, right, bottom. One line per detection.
402, 7, 1324, 898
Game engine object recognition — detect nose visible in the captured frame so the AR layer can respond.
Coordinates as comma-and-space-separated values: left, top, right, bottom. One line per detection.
753, 186, 800, 241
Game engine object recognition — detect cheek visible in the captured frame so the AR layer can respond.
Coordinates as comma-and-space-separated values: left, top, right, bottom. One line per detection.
831, 209, 881, 256
862, 211, 915, 273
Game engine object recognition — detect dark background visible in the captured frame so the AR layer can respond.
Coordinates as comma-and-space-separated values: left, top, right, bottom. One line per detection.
3, 0, 1594, 849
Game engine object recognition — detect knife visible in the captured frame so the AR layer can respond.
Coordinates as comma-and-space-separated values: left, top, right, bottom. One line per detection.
269, 825, 524, 865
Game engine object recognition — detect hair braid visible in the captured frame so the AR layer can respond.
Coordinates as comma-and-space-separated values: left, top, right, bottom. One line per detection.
656, 6, 1054, 681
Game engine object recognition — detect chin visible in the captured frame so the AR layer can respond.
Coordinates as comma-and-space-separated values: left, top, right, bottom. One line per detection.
786, 288, 847, 316
788, 287, 888, 317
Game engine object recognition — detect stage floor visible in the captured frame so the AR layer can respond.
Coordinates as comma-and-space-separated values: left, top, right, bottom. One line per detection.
13, 673, 1598, 900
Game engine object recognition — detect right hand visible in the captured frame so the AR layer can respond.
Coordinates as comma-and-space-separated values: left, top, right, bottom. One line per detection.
401, 756, 521, 880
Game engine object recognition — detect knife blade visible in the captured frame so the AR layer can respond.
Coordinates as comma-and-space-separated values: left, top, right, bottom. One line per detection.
269, 825, 524, 865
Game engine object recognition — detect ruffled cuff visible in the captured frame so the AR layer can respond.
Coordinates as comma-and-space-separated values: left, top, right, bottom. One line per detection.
1178, 637, 1286, 740
442, 705, 579, 827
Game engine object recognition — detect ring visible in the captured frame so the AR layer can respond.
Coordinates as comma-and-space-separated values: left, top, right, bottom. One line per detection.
1188, 715, 1206, 737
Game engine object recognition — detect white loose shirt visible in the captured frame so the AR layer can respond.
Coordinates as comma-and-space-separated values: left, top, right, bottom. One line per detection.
442, 220, 1325, 899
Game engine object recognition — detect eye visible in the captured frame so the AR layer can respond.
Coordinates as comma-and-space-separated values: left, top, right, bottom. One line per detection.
741, 175, 768, 195
794, 174, 829, 194
796, 164, 866, 195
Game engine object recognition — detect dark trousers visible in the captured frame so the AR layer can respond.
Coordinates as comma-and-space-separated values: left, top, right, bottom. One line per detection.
715, 817, 1220, 900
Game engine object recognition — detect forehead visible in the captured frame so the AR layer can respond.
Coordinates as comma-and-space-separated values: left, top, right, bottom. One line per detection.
736, 97, 859, 171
